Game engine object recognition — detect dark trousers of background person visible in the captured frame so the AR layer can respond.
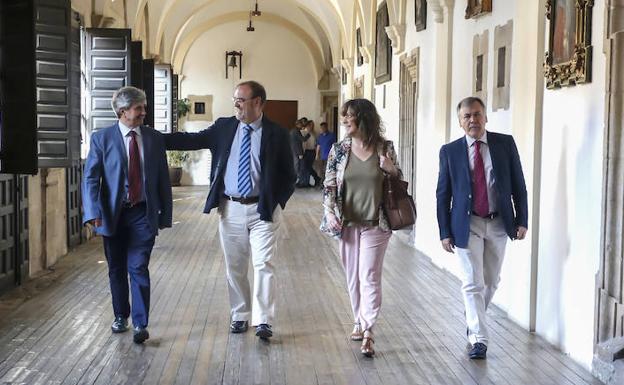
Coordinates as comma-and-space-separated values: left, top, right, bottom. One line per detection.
103, 203, 155, 329
301, 149, 320, 186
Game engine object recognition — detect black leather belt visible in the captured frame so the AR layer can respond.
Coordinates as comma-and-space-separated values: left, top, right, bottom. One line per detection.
473, 211, 498, 219
122, 201, 145, 209
223, 195, 259, 205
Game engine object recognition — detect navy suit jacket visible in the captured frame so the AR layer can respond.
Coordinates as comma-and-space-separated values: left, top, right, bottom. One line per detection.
436, 131, 528, 248
82, 123, 173, 237
164, 116, 296, 221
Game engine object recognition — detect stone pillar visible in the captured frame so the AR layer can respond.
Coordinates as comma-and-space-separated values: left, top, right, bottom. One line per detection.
593, 1, 624, 383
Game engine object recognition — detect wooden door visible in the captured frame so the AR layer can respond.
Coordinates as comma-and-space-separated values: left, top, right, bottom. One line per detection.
142, 59, 154, 127
85, 28, 132, 132
153, 64, 172, 133
263, 100, 298, 129
0, 0, 38, 174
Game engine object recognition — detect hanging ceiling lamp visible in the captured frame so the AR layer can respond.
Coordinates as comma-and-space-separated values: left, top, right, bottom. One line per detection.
251, 0, 261, 16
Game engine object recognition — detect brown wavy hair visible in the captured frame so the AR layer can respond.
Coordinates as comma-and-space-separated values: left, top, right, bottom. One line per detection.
341, 98, 385, 148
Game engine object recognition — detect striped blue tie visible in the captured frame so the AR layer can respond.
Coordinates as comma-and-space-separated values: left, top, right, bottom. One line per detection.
238, 124, 253, 197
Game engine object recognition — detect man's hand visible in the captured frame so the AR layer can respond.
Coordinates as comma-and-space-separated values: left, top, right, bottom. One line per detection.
441, 238, 455, 253
516, 226, 528, 240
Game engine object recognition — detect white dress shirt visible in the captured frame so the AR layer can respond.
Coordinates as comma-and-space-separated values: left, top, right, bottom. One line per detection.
224, 115, 263, 198
465, 131, 497, 213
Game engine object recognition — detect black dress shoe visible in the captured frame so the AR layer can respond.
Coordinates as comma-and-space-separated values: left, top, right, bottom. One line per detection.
255, 323, 272, 339
468, 342, 487, 359
230, 320, 249, 333
133, 326, 149, 344
111, 316, 128, 333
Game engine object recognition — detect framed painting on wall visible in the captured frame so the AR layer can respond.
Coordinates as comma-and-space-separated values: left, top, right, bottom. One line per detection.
465, 0, 492, 19
544, 0, 593, 89
375, 1, 392, 84
416, 0, 427, 31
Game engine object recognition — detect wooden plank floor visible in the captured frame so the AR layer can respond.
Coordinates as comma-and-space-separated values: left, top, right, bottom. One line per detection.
0, 187, 602, 385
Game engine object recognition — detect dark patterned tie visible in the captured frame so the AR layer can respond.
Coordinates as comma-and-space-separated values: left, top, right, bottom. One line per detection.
472, 140, 489, 217
238, 125, 253, 197
128, 130, 142, 205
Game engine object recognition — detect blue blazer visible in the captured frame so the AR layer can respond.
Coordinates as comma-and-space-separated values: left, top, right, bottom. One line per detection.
164, 116, 296, 221
436, 131, 528, 248
82, 123, 173, 237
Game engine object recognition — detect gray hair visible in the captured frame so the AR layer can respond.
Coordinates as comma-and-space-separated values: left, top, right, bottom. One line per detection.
111, 86, 147, 117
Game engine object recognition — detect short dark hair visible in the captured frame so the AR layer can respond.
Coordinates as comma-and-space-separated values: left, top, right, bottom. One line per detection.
237, 80, 266, 104
341, 98, 384, 148
456, 96, 486, 115
320, 122, 327, 127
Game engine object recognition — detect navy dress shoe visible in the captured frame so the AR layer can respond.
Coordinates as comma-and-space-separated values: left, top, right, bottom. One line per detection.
230, 320, 249, 333
255, 324, 273, 339
133, 326, 149, 344
111, 316, 128, 333
468, 342, 487, 359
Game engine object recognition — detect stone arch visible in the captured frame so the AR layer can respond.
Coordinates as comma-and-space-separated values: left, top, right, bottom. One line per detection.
150, 0, 344, 69
171, 12, 325, 82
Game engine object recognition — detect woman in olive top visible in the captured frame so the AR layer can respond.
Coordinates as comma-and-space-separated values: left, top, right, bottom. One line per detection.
320, 99, 401, 357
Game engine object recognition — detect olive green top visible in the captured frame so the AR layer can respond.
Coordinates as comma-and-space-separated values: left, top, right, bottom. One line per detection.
342, 153, 384, 226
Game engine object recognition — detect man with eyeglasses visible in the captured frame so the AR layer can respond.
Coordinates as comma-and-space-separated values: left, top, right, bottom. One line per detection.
436, 96, 528, 359
164, 81, 296, 339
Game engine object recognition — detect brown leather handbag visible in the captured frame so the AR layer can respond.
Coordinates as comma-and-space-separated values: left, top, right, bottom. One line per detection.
382, 174, 417, 230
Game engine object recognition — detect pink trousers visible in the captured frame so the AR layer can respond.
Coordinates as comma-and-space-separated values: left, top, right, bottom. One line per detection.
340, 225, 392, 331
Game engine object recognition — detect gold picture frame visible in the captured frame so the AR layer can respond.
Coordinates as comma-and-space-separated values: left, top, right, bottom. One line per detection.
465, 0, 492, 19
543, 0, 593, 89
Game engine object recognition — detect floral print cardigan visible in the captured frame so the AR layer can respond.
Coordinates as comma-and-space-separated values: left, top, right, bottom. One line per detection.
319, 136, 402, 238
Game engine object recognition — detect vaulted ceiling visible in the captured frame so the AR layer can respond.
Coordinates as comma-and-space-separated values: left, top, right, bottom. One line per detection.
91, 0, 410, 75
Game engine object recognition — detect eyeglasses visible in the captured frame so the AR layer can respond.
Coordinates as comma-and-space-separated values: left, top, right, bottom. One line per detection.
232, 96, 257, 104
344, 113, 356, 119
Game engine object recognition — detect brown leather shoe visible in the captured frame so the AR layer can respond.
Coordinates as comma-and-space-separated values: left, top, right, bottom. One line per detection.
361, 330, 374, 357
350, 323, 363, 341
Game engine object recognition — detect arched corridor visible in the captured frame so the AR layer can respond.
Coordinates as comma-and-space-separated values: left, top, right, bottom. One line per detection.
0, 189, 600, 385
1, 0, 623, 383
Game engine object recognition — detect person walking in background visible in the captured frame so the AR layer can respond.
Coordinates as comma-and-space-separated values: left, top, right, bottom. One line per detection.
82, 86, 172, 344
289, 118, 306, 183
164, 81, 296, 340
301, 120, 321, 187
316, 122, 337, 186
320, 98, 401, 357
436, 96, 528, 359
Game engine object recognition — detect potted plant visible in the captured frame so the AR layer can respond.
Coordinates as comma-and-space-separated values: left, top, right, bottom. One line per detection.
167, 150, 189, 186
177, 98, 191, 119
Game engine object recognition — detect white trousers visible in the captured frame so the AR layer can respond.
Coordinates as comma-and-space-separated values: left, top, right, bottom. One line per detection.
218, 200, 281, 326
456, 215, 508, 346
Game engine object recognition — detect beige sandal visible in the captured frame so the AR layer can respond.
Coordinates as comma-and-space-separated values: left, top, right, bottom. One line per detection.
350, 323, 363, 341
360, 330, 375, 357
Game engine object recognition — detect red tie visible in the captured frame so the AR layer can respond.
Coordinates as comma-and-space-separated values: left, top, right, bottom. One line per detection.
473, 140, 489, 217
128, 130, 142, 205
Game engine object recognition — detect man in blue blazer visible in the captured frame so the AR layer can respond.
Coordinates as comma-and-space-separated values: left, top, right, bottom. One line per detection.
164, 81, 296, 339
83, 86, 172, 344
436, 96, 528, 359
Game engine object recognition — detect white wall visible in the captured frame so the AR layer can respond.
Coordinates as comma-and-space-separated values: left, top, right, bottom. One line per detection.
179, 19, 322, 184
535, 1, 605, 367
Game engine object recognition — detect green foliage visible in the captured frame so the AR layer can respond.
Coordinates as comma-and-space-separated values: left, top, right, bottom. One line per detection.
177, 98, 191, 119
166, 150, 190, 168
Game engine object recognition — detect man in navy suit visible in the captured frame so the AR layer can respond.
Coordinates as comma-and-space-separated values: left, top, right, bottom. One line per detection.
83, 86, 172, 344
436, 96, 528, 359
164, 81, 296, 339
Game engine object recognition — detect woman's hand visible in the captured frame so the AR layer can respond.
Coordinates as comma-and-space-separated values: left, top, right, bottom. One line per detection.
326, 212, 342, 232
379, 152, 398, 176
